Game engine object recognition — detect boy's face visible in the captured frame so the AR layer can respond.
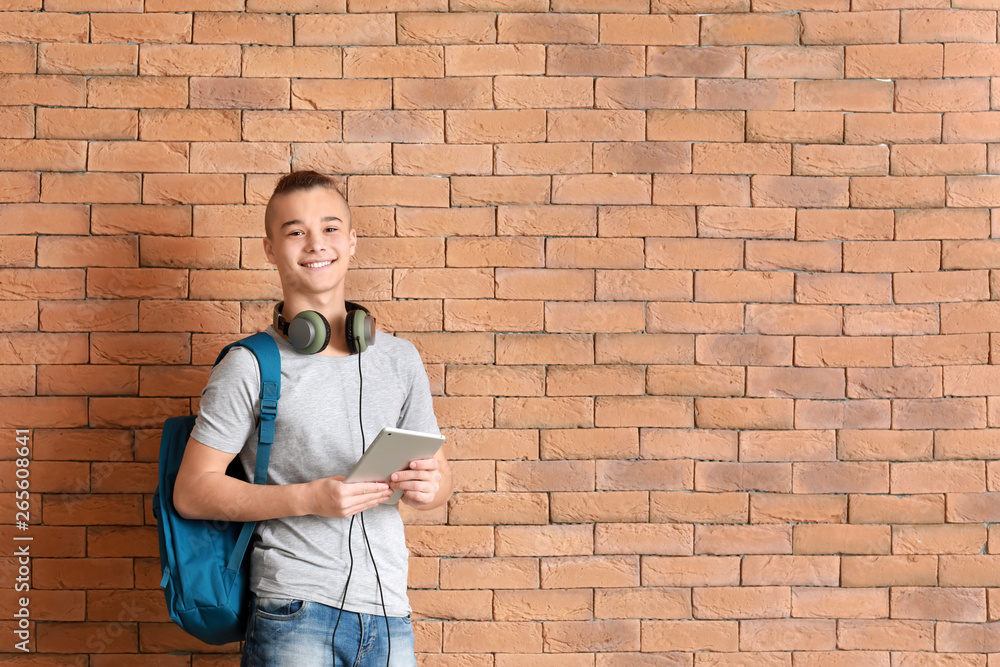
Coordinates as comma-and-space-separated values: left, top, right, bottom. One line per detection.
263, 187, 356, 299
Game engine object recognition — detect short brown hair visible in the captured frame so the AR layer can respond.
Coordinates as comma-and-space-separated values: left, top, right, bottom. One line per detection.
272, 170, 342, 197
265, 170, 348, 238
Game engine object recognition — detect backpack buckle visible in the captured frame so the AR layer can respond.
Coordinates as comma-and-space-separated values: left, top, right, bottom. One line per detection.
260, 398, 277, 421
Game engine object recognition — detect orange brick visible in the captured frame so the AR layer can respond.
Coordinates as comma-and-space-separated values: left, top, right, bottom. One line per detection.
896, 79, 990, 113
143, 174, 243, 205
746, 240, 841, 272
292, 143, 391, 175
453, 175, 551, 206
846, 112, 941, 144
695, 397, 793, 430
945, 43, 1000, 77
446, 300, 543, 332
294, 12, 394, 45
91, 13, 191, 43
0, 73, 86, 107
495, 75, 593, 109
797, 209, 893, 241
552, 174, 650, 206
495, 268, 593, 301
394, 76, 493, 110
648, 109, 744, 142
695, 271, 794, 304
398, 207, 494, 237
694, 142, 790, 175
0, 171, 39, 203
747, 45, 844, 79
793, 145, 888, 177
348, 175, 449, 207
647, 46, 744, 78
192, 11, 291, 45
447, 109, 545, 143
698, 524, 793, 555
800, 10, 899, 44
191, 142, 288, 173
698, 79, 793, 110
441, 558, 539, 590
0, 139, 87, 172
798, 80, 894, 112
893, 524, 987, 556
344, 45, 443, 78
740, 619, 837, 651
893, 398, 986, 430
442, 621, 542, 654
137, 43, 239, 77
444, 44, 545, 76
897, 209, 989, 241
292, 79, 390, 110
449, 492, 548, 525
845, 304, 938, 336
92, 205, 189, 237
394, 268, 493, 300
598, 205, 695, 238
0, 11, 89, 42
547, 45, 644, 76
746, 304, 842, 335
797, 273, 892, 305
646, 239, 741, 271
397, 12, 496, 45
89, 141, 188, 173
901, 9, 996, 43
601, 14, 699, 45
748, 110, 843, 144
894, 270, 989, 304
841, 555, 938, 588
497, 333, 593, 366
495, 143, 592, 176
641, 620, 738, 652
647, 302, 742, 334
795, 336, 892, 367
847, 367, 941, 399
0, 44, 35, 74
596, 77, 694, 110
344, 110, 443, 143
842, 240, 940, 273
846, 44, 943, 79
541, 555, 640, 588
40, 173, 140, 204
892, 144, 986, 177
654, 174, 750, 207
850, 494, 944, 525
39, 43, 137, 76
190, 76, 288, 109
0, 106, 32, 139
498, 12, 598, 44
701, 13, 799, 45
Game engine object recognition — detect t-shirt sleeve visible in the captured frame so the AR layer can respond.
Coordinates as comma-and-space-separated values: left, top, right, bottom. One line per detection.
190, 346, 260, 455
397, 341, 440, 437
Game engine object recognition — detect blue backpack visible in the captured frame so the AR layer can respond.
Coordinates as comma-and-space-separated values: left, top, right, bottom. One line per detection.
152, 332, 280, 645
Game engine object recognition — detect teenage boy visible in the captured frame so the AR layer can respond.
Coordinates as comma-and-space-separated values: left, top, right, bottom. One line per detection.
173, 170, 451, 667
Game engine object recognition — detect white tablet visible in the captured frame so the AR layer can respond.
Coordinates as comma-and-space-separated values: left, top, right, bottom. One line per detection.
345, 427, 446, 504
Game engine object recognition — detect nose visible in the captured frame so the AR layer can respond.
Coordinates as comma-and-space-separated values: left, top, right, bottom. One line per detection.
303, 228, 327, 252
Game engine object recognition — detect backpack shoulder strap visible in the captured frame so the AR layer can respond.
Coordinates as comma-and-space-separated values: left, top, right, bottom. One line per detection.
215, 332, 281, 573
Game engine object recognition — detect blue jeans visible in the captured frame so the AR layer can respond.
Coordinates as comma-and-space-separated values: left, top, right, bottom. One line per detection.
241, 594, 417, 667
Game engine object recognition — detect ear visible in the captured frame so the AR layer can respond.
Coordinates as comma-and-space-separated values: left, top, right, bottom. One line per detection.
348, 227, 357, 257
263, 236, 276, 265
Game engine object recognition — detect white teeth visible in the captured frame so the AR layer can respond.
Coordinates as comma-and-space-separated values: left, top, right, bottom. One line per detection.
302, 260, 332, 268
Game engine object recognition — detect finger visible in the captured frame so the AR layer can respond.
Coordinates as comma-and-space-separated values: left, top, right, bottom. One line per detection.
407, 458, 439, 471
339, 489, 393, 515
338, 480, 391, 496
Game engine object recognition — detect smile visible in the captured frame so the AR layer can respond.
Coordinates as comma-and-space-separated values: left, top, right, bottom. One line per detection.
301, 260, 333, 269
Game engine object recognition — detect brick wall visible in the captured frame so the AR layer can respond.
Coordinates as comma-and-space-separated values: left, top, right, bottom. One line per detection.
3, 0, 1000, 664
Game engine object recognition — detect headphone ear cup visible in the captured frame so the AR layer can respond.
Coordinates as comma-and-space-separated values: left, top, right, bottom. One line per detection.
346, 309, 374, 354
288, 310, 331, 354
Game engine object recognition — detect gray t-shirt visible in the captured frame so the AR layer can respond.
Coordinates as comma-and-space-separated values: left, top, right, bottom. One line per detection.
190, 326, 440, 617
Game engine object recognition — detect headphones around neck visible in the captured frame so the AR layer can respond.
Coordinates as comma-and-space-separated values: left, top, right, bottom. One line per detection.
272, 301, 375, 355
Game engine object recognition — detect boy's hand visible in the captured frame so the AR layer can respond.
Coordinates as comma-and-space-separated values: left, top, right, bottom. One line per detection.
303, 476, 393, 518
390, 458, 442, 509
